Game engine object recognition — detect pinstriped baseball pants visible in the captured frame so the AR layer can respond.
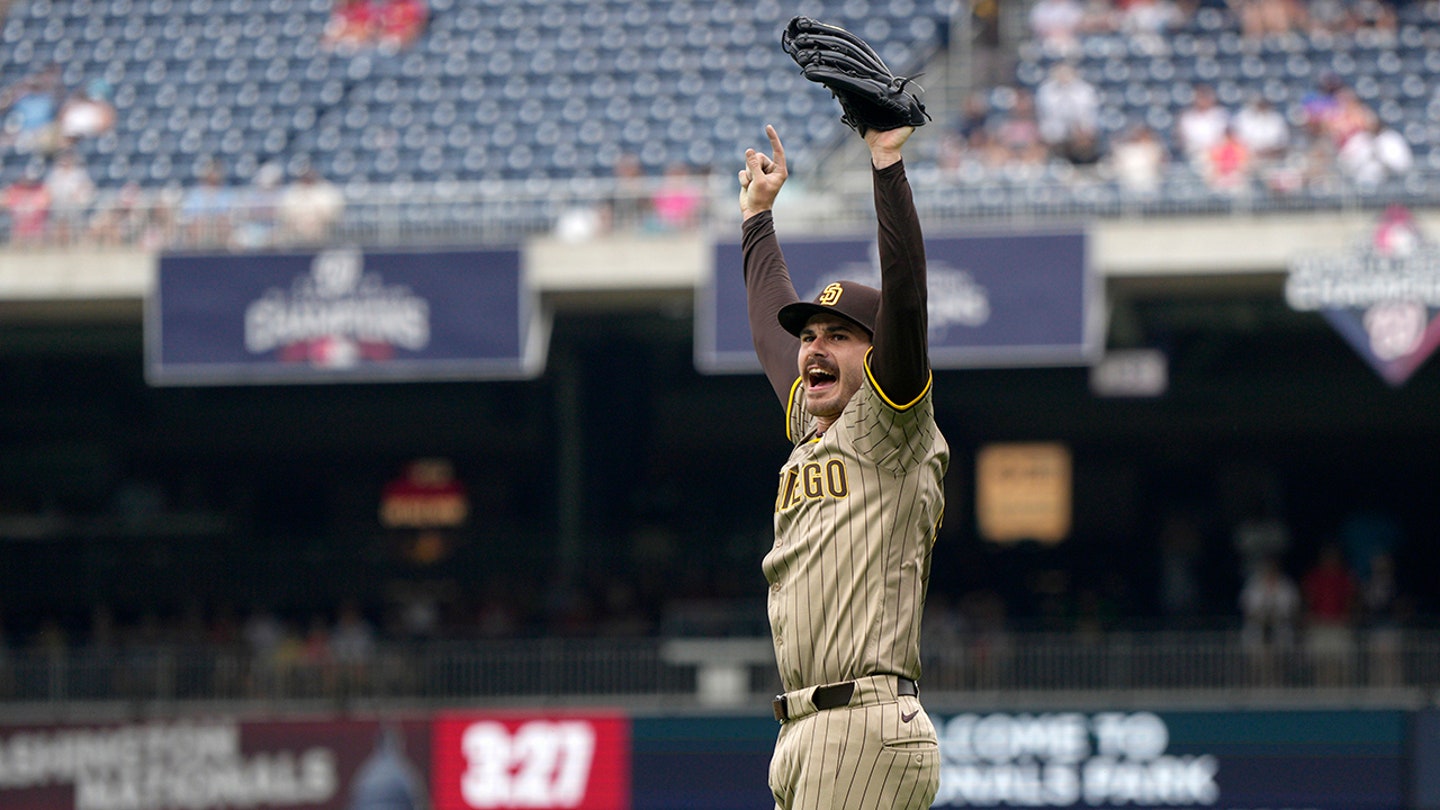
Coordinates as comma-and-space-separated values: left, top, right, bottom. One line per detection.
769, 676, 940, 810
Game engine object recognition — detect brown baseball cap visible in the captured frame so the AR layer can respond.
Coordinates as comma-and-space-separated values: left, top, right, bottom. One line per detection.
777, 280, 881, 338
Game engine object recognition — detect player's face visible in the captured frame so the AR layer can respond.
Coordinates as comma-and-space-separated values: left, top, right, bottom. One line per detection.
797, 315, 871, 422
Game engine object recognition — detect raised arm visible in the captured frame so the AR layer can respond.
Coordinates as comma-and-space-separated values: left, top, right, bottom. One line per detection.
740, 125, 805, 403
864, 126, 931, 406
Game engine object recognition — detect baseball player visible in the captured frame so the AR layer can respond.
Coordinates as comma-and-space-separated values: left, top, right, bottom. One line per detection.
737, 122, 948, 810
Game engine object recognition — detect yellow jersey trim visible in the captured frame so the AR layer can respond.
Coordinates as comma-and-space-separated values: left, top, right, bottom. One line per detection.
785, 375, 803, 443
863, 346, 932, 411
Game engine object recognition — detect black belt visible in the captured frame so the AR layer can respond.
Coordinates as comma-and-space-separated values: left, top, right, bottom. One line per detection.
772, 676, 919, 723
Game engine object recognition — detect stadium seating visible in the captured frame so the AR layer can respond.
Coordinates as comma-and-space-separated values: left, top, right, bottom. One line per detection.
993, 2, 1440, 214
0, 0, 950, 192
2, 0, 1438, 232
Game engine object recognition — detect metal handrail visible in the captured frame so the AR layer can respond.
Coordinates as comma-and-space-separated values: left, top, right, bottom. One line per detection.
1, 627, 1434, 710
8, 163, 1434, 252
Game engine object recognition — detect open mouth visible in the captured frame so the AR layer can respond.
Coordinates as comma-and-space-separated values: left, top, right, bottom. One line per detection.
806, 367, 837, 390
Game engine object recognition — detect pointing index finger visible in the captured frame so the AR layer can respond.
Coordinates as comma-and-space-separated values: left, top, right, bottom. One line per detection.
766, 124, 786, 170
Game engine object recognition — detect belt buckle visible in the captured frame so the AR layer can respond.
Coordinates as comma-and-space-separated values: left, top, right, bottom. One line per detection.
772, 694, 788, 723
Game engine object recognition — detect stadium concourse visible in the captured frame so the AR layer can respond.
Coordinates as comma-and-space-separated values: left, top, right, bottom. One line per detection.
3, 0, 1440, 714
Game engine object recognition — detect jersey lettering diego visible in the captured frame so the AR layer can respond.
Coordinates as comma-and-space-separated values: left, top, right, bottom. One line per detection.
763, 363, 948, 692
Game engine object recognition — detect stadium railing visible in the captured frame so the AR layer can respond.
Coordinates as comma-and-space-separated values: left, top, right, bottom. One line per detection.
3, 162, 1433, 251
0, 627, 1434, 711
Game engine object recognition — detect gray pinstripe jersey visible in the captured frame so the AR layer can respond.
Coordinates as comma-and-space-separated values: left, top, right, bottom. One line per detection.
764, 363, 948, 693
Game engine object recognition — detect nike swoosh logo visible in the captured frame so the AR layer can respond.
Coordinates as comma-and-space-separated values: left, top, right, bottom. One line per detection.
900, 708, 919, 723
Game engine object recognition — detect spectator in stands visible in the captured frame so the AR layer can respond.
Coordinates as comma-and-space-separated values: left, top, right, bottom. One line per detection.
607, 152, 652, 232
955, 90, 994, 147
1240, 555, 1299, 685
278, 167, 346, 244
1059, 125, 1105, 168
1203, 125, 1254, 194
1035, 63, 1100, 159
1108, 123, 1168, 196
1119, 0, 1186, 53
231, 163, 284, 249
44, 151, 96, 245
1302, 542, 1357, 686
3, 164, 51, 245
331, 602, 376, 694
0, 63, 64, 156
552, 203, 607, 242
1029, 0, 1088, 55
1337, 117, 1414, 189
376, 0, 428, 52
1228, 0, 1307, 40
937, 91, 996, 176
1078, 0, 1122, 35
991, 89, 1051, 167
1300, 71, 1345, 140
1265, 135, 1339, 197
1233, 494, 1291, 578
1324, 87, 1379, 151
968, 0, 1011, 89
57, 79, 117, 148
1351, 0, 1400, 39
179, 161, 235, 247
322, 0, 380, 52
1306, 0, 1398, 37
1233, 95, 1295, 194
1360, 550, 1403, 686
1306, 0, 1355, 35
1175, 84, 1231, 170
331, 602, 375, 669
1233, 95, 1290, 164
87, 183, 140, 246
650, 162, 705, 231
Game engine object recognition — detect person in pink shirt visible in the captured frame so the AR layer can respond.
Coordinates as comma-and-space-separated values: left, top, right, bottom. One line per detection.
4, 166, 52, 245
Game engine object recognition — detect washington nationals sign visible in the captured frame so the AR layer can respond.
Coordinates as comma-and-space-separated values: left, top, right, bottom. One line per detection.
698, 228, 1095, 373
147, 247, 546, 384
1286, 205, 1440, 387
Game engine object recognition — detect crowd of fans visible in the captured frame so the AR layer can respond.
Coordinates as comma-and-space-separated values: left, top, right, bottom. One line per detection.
1, 0, 1427, 246
1, 152, 348, 250
939, 0, 1420, 198
0, 487, 1417, 695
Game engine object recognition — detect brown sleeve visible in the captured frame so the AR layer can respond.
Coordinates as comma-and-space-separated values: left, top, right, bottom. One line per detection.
868, 160, 931, 406
741, 211, 803, 404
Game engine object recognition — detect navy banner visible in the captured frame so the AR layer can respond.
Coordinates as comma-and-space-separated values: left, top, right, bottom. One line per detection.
698, 228, 1096, 373
146, 247, 545, 385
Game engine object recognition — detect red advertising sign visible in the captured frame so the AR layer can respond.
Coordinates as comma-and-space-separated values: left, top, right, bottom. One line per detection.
431, 712, 630, 810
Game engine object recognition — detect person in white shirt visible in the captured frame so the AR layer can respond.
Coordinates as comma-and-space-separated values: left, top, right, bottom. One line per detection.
279, 168, 346, 244
1175, 84, 1231, 169
1108, 124, 1168, 196
1232, 95, 1291, 163
44, 150, 96, 244
1035, 62, 1099, 153
1029, 0, 1087, 54
1338, 118, 1414, 189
